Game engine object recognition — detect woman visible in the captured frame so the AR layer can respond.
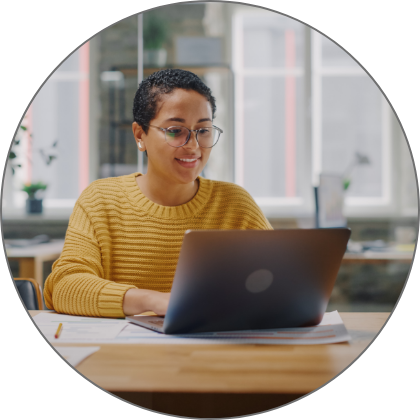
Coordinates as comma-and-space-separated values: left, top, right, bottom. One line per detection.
44, 69, 272, 318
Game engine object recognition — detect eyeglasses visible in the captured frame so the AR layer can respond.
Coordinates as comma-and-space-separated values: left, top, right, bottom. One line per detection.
144, 124, 223, 148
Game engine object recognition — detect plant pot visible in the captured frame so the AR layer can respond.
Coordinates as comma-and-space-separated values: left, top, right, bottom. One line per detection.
26, 198, 43, 214
143, 49, 167, 67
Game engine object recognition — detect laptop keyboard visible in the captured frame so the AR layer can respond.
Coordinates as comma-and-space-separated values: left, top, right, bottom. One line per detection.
147, 318, 165, 326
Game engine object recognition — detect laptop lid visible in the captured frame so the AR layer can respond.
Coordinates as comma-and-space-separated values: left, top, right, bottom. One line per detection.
161, 229, 350, 334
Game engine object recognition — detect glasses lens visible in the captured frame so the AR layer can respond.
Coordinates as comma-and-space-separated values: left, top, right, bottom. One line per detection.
165, 126, 190, 147
164, 126, 221, 148
197, 127, 219, 148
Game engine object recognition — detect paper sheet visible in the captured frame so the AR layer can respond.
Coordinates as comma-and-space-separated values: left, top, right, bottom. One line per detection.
118, 311, 351, 345
33, 311, 351, 345
33, 313, 127, 343
53, 346, 100, 367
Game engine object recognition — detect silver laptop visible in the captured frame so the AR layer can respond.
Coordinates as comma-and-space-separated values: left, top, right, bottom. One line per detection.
126, 229, 351, 334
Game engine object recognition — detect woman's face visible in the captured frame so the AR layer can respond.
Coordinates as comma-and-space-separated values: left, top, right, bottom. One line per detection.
133, 89, 213, 185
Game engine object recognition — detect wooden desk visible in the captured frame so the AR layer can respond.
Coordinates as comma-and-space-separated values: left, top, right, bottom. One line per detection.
6, 240, 64, 288
29, 311, 388, 417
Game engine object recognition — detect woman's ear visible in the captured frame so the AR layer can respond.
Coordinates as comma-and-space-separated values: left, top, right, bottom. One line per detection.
137, 140, 146, 152
132, 122, 147, 152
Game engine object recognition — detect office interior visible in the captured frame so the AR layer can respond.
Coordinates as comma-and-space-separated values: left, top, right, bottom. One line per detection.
2, 3, 418, 313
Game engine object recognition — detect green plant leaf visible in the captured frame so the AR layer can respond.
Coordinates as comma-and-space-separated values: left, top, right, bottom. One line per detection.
22, 182, 48, 198
46, 155, 57, 165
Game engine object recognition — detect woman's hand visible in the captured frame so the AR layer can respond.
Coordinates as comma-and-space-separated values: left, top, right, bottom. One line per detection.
123, 288, 170, 316
146, 290, 171, 315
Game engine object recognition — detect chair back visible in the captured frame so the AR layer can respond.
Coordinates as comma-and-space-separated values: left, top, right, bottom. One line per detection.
14, 278, 43, 310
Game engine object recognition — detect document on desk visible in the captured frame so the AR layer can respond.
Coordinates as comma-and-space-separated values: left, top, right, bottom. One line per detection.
33, 313, 127, 343
32, 311, 350, 345
53, 346, 100, 367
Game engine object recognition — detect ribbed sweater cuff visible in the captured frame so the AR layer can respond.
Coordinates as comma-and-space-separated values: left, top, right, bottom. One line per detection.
98, 283, 136, 318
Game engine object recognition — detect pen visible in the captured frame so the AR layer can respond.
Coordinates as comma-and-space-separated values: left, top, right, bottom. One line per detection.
54, 323, 63, 339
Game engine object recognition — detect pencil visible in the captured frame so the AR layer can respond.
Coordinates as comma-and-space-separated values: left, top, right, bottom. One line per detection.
54, 323, 63, 339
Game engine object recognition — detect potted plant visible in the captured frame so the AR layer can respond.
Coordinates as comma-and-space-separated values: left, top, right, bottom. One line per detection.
22, 182, 47, 214
8, 120, 58, 213
143, 13, 168, 67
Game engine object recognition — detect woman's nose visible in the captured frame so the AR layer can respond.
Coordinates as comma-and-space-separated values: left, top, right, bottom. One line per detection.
183, 132, 200, 149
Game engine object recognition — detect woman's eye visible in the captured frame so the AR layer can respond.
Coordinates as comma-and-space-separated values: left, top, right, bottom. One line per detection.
198, 128, 210, 134
167, 129, 182, 136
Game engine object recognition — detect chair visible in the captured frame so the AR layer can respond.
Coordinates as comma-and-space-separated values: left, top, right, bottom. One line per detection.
14, 278, 43, 310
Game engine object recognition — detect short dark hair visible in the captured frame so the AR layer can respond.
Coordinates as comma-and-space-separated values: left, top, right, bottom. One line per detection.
133, 69, 216, 133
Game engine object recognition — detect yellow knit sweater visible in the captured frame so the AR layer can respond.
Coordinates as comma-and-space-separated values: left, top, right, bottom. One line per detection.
44, 173, 272, 318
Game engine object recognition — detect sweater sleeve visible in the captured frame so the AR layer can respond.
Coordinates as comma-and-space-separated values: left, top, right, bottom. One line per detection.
245, 199, 274, 230
234, 185, 274, 230
43, 201, 135, 318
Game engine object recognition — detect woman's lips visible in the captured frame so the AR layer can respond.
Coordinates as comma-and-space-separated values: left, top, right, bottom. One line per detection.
175, 157, 201, 168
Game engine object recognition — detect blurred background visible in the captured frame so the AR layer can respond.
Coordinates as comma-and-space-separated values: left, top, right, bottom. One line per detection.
2, 3, 418, 312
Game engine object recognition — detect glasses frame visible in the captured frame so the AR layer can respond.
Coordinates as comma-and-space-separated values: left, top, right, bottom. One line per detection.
144, 124, 223, 148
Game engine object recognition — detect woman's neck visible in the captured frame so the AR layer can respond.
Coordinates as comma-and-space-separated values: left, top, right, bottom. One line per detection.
136, 173, 199, 207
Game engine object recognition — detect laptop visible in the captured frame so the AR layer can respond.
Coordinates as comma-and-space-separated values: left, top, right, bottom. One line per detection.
126, 228, 351, 334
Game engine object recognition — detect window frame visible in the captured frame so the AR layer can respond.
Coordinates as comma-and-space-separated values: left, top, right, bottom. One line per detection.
232, 12, 313, 217
311, 30, 395, 217
232, 11, 410, 219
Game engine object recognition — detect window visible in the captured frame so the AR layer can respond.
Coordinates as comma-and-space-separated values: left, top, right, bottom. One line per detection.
233, 10, 414, 218
4, 44, 90, 211
233, 13, 309, 216
311, 32, 392, 209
